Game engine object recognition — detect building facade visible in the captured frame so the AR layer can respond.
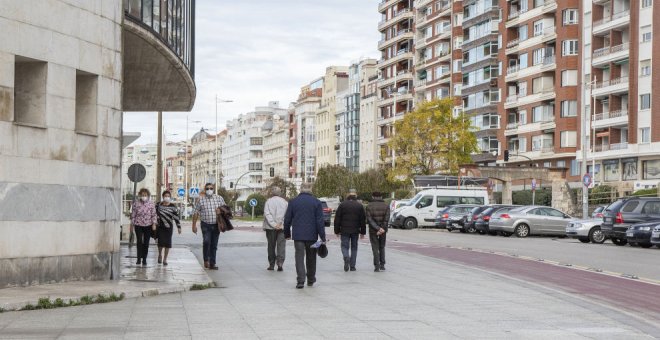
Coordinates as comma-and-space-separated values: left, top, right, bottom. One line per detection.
189, 129, 227, 189
360, 73, 381, 172
316, 66, 349, 169
293, 81, 323, 184
263, 115, 289, 179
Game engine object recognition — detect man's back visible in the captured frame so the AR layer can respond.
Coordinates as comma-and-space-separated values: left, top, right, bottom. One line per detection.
284, 193, 325, 241
366, 199, 390, 231
334, 198, 366, 235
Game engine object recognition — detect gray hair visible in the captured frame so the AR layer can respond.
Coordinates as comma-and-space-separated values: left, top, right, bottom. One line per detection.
270, 186, 282, 197
300, 182, 313, 193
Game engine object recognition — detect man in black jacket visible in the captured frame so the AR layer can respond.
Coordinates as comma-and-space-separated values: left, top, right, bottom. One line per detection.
366, 192, 390, 272
334, 189, 366, 272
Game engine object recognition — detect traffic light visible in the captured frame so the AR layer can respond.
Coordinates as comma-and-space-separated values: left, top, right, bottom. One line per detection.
229, 182, 234, 188
269, 167, 275, 177
504, 150, 510, 162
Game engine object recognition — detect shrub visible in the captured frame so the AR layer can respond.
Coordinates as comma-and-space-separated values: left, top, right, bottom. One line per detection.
511, 190, 552, 206
633, 188, 658, 197
242, 193, 266, 216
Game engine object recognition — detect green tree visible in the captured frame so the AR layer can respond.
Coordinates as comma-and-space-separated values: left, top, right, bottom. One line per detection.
265, 176, 298, 199
243, 193, 266, 216
388, 98, 478, 178
313, 165, 352, 198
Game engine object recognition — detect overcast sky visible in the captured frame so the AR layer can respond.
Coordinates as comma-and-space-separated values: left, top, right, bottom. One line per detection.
123, 0, 381, 145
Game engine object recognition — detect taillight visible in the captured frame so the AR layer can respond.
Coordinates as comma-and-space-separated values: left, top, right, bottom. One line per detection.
472, 215, 479, 221
323, 208, 331, 213
483, 216, 490, 221
615, 212, 624, 224
442, 213, 449, 218
596, 213, 603, 218
500, 214, 511, 219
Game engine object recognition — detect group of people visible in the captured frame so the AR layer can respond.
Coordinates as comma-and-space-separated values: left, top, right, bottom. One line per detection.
130, 189, 182, 266
264, 184, 390, 289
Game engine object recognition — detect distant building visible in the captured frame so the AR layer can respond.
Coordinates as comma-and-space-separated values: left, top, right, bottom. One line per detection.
263, 115, 289, 180
293, 81, 323, 184
315, 66, 349, 169
360, 72, 380, 172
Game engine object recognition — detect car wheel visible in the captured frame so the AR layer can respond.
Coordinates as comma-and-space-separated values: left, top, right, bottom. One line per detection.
466, 225, 477, 233
629, 242, 638, 247
459, 228, 467, 233
640, 243, 653, 248
403, 217, 417, 230
477, 230, 486, 235
500, 231, 513, 237
515, 224, 530, 238
488, 231, 498, 236
578, 237, 590, 243
611, 238, 628, 246
588, 227, 606, 244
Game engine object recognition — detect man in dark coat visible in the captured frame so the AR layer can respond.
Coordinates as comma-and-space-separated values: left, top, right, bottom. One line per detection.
366, 192, 390, 272
334, 189, 366, 272
284, 183, 326, 289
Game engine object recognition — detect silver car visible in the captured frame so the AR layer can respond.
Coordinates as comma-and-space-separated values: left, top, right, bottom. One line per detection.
489, 206, 573, 237
565, 219, 606, 244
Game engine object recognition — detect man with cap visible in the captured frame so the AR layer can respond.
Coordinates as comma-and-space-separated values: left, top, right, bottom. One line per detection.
366, 191, 390, 272
284, 183, 326, 289
263, 186, 288, 271
334, 189, 366, 272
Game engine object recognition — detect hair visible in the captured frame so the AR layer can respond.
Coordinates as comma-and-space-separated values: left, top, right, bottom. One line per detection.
138, 188, 150, 197
300, 182, 313, 193
204, 183, 214, 189
162, 190, 171, 197
270, 186, 282, 197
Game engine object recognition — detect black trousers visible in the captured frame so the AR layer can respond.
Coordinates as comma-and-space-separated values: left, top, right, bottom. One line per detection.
294, 241, 317, 284
135, 225, 152, 261
265, 230, 286, 266
369, 232, 386, 266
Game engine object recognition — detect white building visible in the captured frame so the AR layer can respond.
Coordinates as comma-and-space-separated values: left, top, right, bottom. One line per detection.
293, 80, 323, 184
263, 115, 289, 180
360, 69, 380, 172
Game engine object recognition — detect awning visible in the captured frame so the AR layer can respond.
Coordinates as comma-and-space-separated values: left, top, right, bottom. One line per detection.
596, 131, 610, 137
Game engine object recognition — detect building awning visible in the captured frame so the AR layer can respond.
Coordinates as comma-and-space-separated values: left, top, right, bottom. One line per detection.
596, 131, 610, 137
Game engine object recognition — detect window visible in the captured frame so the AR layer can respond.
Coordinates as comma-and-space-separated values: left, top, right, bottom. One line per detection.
543, 208, 566, 218
560, 131, 577, 147
570, 160, 580, 176
622, 201, 639, 213
518, 25, 528, 41
640, 127, 651, 143
603, 161, 620, 182
643, 160, 660, 179
640, 94, 651, 110
623, 159, 638, 181
561, 70, 578, 86
532, 48, 545, 65
643, 32, 652, 42
250, 137, 263, 145
248, 163, 263, 171
562, 9, 578, 25
435, 196, 456, 207
556, 160, 566, 168
13, 58, 47, 126
75, 71, 99, 135
560, 100, 577, 117
533, 20, 544, 36
642, 201, 660, 214
562, 40, 578, 56
641, 60, 651, 77
460, 197, 485, 205
643, 0, 653, 8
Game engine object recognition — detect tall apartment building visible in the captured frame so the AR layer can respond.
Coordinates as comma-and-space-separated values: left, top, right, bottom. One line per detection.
263, 115, 289, 179
360, 73, 381, 172
579, 0, 660, 193
316, 66, 349, 169
190, 129, 226, 189
292, 80, 323, 184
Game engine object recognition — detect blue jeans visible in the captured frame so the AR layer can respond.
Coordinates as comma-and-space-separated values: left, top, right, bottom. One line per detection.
201, 222, 220, 265
340, 233, 359, 268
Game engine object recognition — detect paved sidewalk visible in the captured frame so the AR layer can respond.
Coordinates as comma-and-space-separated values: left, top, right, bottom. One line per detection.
0, 227, 657, 339
0, 245, 212, 312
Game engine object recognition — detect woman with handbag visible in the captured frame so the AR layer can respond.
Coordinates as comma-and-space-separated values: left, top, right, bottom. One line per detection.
156, 190, 181, 266
131, 188, 157, 266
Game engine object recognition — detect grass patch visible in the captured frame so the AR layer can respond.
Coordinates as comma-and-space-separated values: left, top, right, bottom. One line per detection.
20, 293, 125, 311
236, 216, 262, 222
190, 282, 215, 291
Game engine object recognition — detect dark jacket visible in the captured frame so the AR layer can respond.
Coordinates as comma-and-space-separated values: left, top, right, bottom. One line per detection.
366, 199, 390, 234
334, 197, 366, 235
284, 193, 326, 242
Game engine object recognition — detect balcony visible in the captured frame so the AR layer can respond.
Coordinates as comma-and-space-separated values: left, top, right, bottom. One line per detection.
593, 10, 630, 35
594, 142, 628, 152
505, 56, 555, 82
463, 6, 500, 26
380, 49, 414, 68
504, 90, 556, 109
506, 0, 556, 28
378, 0, 399, 12
592, 43, 630, 67
378, 8, 413, 30
378, 29, 414, 49
592, 109, 629, 129
504, 118, 556, 136
123, 0, 196, 111
591, 77, 629, 97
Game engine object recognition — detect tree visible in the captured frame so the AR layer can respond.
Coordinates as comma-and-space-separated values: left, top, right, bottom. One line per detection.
388, 98, 478, 178
264, 176, 298, 199
313, 165, 352, 198
243, 193, 266, 216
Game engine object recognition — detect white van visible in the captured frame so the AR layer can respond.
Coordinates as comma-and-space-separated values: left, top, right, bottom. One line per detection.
390, 188, 489, 229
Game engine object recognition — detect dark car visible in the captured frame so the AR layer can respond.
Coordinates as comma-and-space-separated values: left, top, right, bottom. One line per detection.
474, 205, 520, 235
321, 201, 332, 227
626, 221, 660, 248
436, 205, 480, 230
602, 197, 660, 246
591, 206, 606, 219
461, 206, 490, 233
651, 225, 660, 247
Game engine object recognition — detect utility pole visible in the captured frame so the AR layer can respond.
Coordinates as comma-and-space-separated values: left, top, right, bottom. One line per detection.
156, 111, 163, 197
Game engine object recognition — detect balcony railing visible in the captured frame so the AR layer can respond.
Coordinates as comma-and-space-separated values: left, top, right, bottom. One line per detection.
593, 109, 628, 121
592, 42, 629, 58
594, 142, 628, 152
593, 10, 630, 27
506, 38, 520, 49
593, 76, 628, 89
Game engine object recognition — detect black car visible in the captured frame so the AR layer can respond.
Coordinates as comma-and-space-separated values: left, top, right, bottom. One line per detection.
626, 221, 660, 248
321, 201, 332, 227
436, 205, 480, 230
461, 206, 490, 233
474, 205, 519, 235
651, 225, 660, 247
602, 197, 660, 246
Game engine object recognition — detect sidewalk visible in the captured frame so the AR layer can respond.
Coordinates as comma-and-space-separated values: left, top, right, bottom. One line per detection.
0, 244, 213, 312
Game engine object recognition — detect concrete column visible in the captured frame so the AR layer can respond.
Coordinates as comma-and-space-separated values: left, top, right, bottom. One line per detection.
502, 181, 513, 205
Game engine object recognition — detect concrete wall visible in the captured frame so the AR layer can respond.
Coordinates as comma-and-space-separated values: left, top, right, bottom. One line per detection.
0, 0, 123, 287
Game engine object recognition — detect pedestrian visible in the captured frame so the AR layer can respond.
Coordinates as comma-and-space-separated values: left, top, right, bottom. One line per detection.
284, 183, 326, 289
192, 183, 226, 270
156, 190, 181, 266
334, 189, 366, 272
366, 192, 390, 272
263, 186, 288, 271
130, 188, 157, 266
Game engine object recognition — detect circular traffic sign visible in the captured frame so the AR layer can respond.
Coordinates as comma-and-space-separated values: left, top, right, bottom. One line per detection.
249, 198, 258, 207
531, 178, 537, 190
582, 173, 592, 187
177, 188, 185, 197
127, 163, 146, 183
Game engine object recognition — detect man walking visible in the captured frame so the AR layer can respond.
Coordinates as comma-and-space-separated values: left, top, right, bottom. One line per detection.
334, 189, 366, 272
192, 183, 226, 270
263, 186, 288, 271
366, 192, 390, 272
284, 183, 326, 289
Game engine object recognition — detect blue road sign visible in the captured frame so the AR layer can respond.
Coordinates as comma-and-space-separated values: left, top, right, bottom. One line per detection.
249, 198, 258, 207
177, 188, 185, 197
582, 173, 592, 188
190, 187, 200, 197
531, 179, 537, 191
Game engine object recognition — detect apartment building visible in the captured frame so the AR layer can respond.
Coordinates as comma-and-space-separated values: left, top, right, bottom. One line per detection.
360, 73, 381, 172
316, 66, 349, 169
263, 115, 289, 179
190, 129, 226, 189
579, 0, 660, 193
292, 80, 323, 184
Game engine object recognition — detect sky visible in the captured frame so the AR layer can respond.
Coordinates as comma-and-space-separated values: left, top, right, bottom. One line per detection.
123, 0, 381, 145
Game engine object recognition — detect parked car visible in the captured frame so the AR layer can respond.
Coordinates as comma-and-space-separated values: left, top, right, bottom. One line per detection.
460, 206, 491, 233
565, 219, 606, 244
651, 225, 660, 248
475, 205, 520, 235
489, 206, 573, 237
321, 201, 332, 227
435, 205, 480, 231
388, 199, 410, 228
625, 221, 659, 248
591, 206, 606, 219
601, 197, 660, 246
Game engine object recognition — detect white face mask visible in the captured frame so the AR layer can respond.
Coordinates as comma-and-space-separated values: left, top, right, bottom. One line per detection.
206, 190, 214, 196
140, 196, 148, 202
163, 197, 171, 203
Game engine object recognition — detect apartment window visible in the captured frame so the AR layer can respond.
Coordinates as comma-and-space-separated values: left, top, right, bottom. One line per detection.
532, 48, 545, 65
561, 70, 578, 86
248, 163, 263, 171
75, 71, 99, 135
640, 94, 651, 110
533, 20, 544, 36
562, 9, 578, 25
643, 0, 653, 8
642, 31, 653, 43
641, 60, 651, 77
250, 137, 263, 145
556, 160, 566, 168
560, 100, 577, 117
570, 160, 580, 176
560, 131, 577, 147
13, 58, 47, 126
603, 161, 620, 182
643, 160, 660, 180
562, 40, 578, 56
640, 127, 651, 143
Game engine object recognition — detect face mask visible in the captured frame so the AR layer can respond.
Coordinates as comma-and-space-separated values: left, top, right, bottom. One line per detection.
206, 190, 214, 196
163, 197, 171, 203
140, 196, 148, 202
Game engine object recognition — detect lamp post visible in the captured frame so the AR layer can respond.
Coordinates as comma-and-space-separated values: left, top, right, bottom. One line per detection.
185, 116, 202, 218
581, 76, 597, 219
215, 95, 233, 189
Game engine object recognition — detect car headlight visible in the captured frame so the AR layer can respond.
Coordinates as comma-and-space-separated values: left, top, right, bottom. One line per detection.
639, 226, 651, 231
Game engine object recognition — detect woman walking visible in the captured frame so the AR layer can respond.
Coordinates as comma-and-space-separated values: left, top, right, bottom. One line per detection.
156, 190, 181, 265
131, 188, 157, 266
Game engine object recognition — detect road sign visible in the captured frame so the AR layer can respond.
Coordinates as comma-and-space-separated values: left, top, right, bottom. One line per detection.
249, 198, 258, 207
189, 187, 200, 198
177, 188, 185, 197
582, 173, 592, 188
531, 179, 537, 191
127, 163, 146, 183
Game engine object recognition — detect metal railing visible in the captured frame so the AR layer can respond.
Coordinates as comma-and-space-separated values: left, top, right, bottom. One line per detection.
593, 76, 629, 89
592, 42, 629, 58
593, 10, 630, 27
593, 109, 628, 121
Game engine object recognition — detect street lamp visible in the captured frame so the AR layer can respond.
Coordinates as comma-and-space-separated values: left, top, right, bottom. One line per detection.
185, 116, 202, 218
215, 95, 233, 189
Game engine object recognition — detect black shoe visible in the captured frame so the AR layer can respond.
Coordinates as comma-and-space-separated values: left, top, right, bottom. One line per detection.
136, 259, 141, 265
307, 281, 315, 287
296, 282, 304, 289
267, 265, 274, 271
344, 258, 349, 272
380, 265, 386, 271
374, 266, 380, 272
277, 265, 283, 272
350, 267, 356, 272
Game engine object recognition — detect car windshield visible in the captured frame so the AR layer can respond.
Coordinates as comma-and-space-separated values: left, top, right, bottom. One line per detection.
409, 194, 422, 205
481, 207, 495, 215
